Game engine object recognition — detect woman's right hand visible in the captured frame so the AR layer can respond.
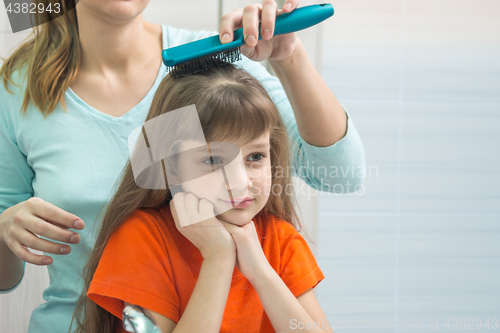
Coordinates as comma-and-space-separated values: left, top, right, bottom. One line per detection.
0, 197, 85, 266
170, 192, 236, 261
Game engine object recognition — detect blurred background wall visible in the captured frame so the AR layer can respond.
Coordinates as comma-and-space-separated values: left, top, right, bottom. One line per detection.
314, 0, 500, 330
1, 0, 499, 332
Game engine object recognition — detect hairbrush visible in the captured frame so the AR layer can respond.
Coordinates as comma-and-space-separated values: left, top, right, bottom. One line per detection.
163, 3, 334, 77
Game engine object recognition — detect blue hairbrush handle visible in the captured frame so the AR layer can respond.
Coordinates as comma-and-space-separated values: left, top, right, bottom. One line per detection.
233, 3, 334, 41
162, 3, 333, 67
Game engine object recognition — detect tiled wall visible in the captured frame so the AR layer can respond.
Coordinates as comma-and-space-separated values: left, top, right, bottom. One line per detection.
315, 0, 500, 330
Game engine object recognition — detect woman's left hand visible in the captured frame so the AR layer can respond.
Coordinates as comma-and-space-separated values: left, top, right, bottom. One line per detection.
218, 220, 271, 283
219, 0, 299, 63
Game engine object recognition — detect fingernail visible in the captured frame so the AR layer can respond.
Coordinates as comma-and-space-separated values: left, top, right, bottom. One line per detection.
247, 35, 256, 45
222, 33, 231, 43
60, 247, 69, 254
70, 234, 79, 244
284, 2, 292, 10
262, 29, 271, 39
74, 219, 84, 229
43, 259, 51, 265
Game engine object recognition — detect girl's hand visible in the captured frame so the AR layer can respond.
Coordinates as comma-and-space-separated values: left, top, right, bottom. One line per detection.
170, 192, 236, 261
219, 220, 271, 283
219, 0, 299, 63
0, 197, 84, 266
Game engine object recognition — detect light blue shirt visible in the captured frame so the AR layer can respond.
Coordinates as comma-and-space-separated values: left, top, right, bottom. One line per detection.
0, 24, 365, 332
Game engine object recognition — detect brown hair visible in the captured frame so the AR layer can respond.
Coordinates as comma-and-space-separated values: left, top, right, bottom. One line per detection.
0, 0, 80, 118
70, 62, 308, 333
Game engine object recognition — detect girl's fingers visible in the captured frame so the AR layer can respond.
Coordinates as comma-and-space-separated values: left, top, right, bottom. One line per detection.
198, 199, 214, 222
184, 193, 200, 218
26, 197, 84, 231
9, 240, 53, 266
17, 228, 72, 255
242, 4, 262, 46
219, 8, 244, 43
260, 0, 278, 40
218, 220, 240, 238
22, 212, 80, 244
171, 192, 188, 228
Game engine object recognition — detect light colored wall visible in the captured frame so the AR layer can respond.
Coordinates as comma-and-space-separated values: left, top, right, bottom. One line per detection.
314, 0, 500, 329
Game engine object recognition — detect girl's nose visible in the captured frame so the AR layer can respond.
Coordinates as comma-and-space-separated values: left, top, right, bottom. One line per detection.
223, 153, 251, 191
231, 173, 253, 191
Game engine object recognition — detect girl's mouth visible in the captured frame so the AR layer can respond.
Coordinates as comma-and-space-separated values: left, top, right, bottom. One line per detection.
221, 198, 254, 208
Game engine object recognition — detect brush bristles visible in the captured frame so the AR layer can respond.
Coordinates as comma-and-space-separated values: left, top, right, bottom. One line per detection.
167, 48, 242, 78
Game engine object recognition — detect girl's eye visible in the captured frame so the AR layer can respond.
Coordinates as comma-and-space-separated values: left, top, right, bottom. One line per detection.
202, 156, 223, 165
248, 153, 265, 162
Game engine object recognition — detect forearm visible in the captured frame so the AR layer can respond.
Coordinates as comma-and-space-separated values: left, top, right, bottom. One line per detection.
269, 37, 347, 147
173, 256, 235, 333
0, 206, 24, 291
251, 266, 327, 333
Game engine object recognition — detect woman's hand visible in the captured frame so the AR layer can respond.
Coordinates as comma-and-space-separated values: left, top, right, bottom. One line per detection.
219, 220, 271, 283
0, 197, 84, 266
219, 0, 300, 63
170, 192, 236, 261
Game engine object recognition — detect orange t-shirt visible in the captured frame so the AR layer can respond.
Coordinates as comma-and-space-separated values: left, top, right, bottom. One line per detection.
88, 206, 325, 332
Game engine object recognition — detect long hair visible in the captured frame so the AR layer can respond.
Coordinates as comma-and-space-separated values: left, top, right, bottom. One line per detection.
0, 0, 80, 118
71, 62, 307, 333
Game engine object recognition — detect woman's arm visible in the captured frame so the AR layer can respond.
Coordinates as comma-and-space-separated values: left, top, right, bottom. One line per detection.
225, 1, 346, 147
269, 37, 346, 147
0, 93, 84, 292
0, 209, 24, 290
125, 256, 236, 333
0, 199, 83, 291
0, 94, 30, 291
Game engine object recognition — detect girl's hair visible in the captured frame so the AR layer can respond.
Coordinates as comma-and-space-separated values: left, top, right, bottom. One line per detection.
70, 61, 308, 333
0, 0, 80, 118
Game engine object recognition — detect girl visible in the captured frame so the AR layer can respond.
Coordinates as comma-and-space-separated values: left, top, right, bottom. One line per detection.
72, 61, 334, 333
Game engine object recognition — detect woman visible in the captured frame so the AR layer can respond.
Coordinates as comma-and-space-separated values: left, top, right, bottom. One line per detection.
0, 0, 365, 332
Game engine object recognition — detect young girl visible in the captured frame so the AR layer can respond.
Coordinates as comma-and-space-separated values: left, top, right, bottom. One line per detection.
72, 61, 333, 333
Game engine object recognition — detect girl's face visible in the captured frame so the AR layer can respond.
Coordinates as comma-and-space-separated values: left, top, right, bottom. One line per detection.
174, 132, 272, 226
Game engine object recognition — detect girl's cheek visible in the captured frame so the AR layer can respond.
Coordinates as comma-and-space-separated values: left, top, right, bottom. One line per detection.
264, 181, 272, 198
179, 174, 221, 201
257, 177, 272, 200
262, 166, 273, 188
